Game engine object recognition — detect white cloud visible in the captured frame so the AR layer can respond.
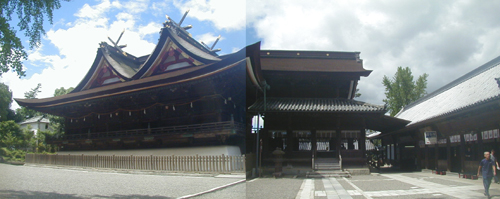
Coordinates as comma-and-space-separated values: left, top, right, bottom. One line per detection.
151, 1, 173, 16
4, 0, 162, 110
173, 0, 245, 31
248, 0, 500, 106
195, 32, 222, 48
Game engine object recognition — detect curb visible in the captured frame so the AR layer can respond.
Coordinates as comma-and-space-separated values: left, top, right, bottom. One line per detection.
177, 179, 246, 199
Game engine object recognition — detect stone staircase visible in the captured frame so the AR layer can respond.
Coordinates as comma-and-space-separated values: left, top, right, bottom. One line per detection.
306, 158, 351, 178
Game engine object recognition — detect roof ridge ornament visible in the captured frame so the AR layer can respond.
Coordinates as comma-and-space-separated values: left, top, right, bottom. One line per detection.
107, 29, 128, 55
165, 10, 222, 54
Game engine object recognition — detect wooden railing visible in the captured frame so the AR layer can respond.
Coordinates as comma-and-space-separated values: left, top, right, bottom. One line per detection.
25, 153, 245, 173
48, 121, 245, 141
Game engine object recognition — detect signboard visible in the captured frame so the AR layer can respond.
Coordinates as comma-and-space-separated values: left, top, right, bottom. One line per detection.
425, 131, 437, 145
438, 138, 447, 144
482, 129, 500, 140
449, 135, 460, 143
465, 132, 477, 142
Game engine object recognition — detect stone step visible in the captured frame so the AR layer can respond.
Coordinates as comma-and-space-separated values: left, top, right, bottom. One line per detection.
306, 171, 351, 178
315, 167, 341, 170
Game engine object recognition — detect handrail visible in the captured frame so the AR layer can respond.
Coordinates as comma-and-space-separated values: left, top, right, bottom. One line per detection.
48, 121, 244, 141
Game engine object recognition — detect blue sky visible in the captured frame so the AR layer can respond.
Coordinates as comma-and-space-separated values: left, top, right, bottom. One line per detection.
2, 0, 246, 110
4, 0, 500, 112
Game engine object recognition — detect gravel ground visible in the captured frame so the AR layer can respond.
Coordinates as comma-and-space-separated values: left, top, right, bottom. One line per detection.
0, 163, 244, 198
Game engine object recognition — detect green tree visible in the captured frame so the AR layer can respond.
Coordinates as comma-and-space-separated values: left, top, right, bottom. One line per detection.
354, 88, 361, 98
0, 120, 36, 160
0, 83, 12, 121
0, 0, 68, 77
15, 83, 42, 119
382, 66, 428, 116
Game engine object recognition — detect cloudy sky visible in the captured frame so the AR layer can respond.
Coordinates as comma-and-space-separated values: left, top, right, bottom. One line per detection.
3, 0, 500, 110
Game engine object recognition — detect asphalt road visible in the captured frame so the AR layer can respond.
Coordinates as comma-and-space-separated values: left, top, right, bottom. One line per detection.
0, 163, 244, 199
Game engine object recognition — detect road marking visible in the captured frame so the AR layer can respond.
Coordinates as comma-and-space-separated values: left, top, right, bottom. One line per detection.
315, 191, 326, 196
322, 178, 340, 199
329, 178, 352, 199
296, 179, 314, 199
176, 179, 245, 199
343, 177, 372, 199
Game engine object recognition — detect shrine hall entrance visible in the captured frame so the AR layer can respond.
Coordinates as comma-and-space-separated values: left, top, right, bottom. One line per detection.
266, 129, 365, 168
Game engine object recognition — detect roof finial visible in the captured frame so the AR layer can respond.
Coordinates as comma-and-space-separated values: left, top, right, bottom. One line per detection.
210, 35, 221, 50
179, 9, 190, 26
107, 29, 127, 50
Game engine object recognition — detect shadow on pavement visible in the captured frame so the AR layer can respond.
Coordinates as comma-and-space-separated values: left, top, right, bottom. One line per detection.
0, 190, 173, 199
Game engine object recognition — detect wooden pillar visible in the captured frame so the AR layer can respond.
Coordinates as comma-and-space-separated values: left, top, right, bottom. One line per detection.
434, 143, 439, 170
286, 129, 293, 153
446, 137, 451, 171
477, 131, 483, 159
336, 129, 341, 158
311, 130, 317, 160
460, 133, 465, 173
425, 145, 429, 169
360, 129, 366, 158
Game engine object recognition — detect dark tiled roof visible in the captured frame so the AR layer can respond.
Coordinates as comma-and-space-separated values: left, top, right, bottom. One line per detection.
248, 98, 385, 112
19, 115, 49, 125
396, 55, 500, 126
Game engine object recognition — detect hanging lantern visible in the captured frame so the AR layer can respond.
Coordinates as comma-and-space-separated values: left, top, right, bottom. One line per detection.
224, 99, 227, 104
190, 102, 193, 108
165, 105, 169, 110
98, 114, 100, 119
173, 105, 176, 111
129, 111, 131, 116
144, 109, 146, 114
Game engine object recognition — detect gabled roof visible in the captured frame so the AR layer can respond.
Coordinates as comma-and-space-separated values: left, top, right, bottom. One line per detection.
248, 98, 385, 112
71, 17, 222, 93
395, 55, 500, 126
19, 115, 49, 125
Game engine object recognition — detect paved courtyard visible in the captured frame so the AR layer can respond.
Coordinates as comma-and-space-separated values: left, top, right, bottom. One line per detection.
247, 170, 500, 199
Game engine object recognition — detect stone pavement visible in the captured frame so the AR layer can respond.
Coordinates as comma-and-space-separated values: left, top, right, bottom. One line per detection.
247, 170, 500, 199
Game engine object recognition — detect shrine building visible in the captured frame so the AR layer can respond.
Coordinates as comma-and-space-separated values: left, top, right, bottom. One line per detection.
15, 14, 247, 156
245, 47, 409, 172
372, 55, 500, 173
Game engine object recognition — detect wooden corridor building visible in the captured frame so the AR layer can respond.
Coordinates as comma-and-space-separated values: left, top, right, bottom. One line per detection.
372, 55, 500, 172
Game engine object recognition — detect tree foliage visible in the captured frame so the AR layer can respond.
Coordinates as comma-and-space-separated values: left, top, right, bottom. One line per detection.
15, 83, 42, 119
382, 66, 428, 116
0, 82, 12, 121
0, 0, 67, 77
354, 88, 361, 98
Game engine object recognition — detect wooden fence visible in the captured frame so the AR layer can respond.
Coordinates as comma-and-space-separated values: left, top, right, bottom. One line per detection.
25, 153, 245, 173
